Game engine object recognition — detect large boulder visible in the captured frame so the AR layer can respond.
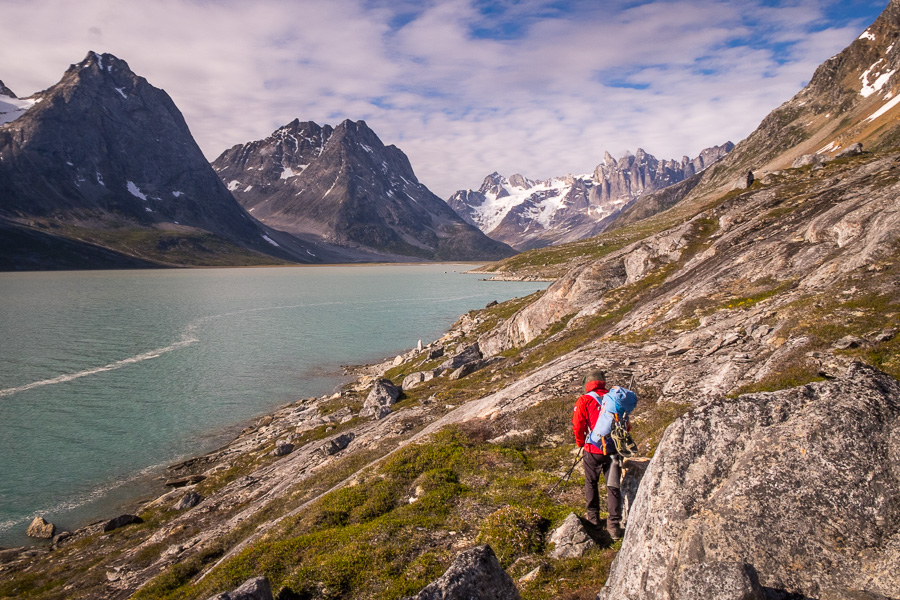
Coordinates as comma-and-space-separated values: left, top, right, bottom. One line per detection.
599, 364, 900, 600
620, 457, 651, 525
360, 378, 401, 419
404, 545, 520, 600
548, 513, 595, 559
440, 343, 482, 370
206, 576, 273, 600
403, 370, 436, 390
26, 516, 55, 539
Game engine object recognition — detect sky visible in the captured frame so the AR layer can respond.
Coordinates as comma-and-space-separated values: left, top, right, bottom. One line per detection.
0, 0, 889, 197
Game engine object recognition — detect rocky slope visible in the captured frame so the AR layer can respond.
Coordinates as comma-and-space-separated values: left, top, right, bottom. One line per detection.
213, 119, 516, 262
446, 144, 732, 251
2, 4, 900, 600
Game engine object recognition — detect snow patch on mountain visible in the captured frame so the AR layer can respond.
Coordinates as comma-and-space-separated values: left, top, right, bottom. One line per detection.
865, 94, 900, 122
127, 181, 147, 201
860, 59, 895, 97
0, 94, 38, 125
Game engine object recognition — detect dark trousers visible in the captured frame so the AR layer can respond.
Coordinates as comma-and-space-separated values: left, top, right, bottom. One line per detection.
583, 451, 623, 526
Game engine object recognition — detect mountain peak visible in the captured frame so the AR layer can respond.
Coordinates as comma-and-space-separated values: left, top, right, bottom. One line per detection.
0, 80, 16, 98
212, 119, 514, 261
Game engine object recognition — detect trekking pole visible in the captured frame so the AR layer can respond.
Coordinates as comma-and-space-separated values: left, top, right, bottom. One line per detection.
545, 446, 583, 496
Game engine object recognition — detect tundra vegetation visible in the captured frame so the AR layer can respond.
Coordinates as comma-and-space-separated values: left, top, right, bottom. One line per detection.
2, 150, 899, 600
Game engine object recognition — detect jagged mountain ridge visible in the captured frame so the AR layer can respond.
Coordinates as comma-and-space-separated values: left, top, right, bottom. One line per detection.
670, 0, 900, 205
213, 119, 516, 261
447, 143, 733, 251
0, 51, 327, 268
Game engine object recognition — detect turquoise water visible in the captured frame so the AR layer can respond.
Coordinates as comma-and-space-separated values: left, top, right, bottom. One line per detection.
0, 265, 546, 547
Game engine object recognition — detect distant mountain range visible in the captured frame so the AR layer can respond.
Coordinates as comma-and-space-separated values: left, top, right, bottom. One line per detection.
447, 144, 733, 251
0, 53, 512, 270
213, 119, 514, 262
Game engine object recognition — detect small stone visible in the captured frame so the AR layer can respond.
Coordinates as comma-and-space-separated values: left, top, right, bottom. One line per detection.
273, 442, 295, 457
360, 378, 401, 419
518, 566, 541, 583
164, 474, 206, 487
833, 335, 865, 350
173, 491, 203, 511
440, 343, 482, 370
102, 514, 142, 533
548, 513, 595, 559
403, 545, 519, 600
393, 354, 404, 366
26, 516, 55, 539
403, 372, 427, 390
427, 347, 444, 360
52, 531, 72, 545
205, 575, 274, 600
874, 329, 896, 343
449, 362, 480, 380
835, 142, 863, 158
323, 433, 355, 455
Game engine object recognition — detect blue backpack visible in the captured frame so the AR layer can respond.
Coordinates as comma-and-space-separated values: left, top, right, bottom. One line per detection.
586, 387, 638, 456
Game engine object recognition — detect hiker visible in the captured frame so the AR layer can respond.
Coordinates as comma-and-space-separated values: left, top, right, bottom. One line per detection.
572, 369, 635, 540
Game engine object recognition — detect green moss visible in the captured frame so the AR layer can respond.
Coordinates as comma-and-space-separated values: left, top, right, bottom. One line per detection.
476, 505, 545, 566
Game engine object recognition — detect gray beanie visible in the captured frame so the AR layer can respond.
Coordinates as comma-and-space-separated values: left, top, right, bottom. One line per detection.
582, 369, 606, 385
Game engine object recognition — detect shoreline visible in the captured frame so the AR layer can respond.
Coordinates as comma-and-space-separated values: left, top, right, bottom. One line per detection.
1, 269, 550, 551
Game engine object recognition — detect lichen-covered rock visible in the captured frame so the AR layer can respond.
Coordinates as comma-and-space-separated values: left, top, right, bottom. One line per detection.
404, 545, 520, 600
599, 364, 900, 600
548, 513, 595, 559
620, 457, 651, 525
206, 576, 273, 600
673, 561, 764, 600
360, 378, 400, 419
26, 516, 55, 539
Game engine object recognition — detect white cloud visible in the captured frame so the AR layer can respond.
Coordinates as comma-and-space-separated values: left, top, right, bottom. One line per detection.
0, 0, 885, 197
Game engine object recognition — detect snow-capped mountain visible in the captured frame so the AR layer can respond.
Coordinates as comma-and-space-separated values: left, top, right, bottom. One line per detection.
0, 52, 325, 269
448, 144, 733, 250
213, 119, 516, 261
0, 81, 39, 126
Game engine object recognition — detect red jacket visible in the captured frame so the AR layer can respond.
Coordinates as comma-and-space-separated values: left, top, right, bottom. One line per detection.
573, 381, 610, 455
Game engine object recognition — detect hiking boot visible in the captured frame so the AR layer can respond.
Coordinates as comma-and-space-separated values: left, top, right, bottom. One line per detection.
585, 511, 600, 526
607, 523, 624, 540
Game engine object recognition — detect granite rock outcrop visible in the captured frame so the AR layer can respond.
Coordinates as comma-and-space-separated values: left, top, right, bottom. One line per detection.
599, 363, 900, 600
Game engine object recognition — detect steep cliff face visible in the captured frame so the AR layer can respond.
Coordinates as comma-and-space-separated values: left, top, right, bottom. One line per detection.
214, 119, 516, 261
686, 0, 900, 197
447, 144, 732, 251
0, 52, 319, 268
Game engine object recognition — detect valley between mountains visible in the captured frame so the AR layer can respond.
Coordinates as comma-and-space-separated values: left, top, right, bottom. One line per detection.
3, 1, 900, 600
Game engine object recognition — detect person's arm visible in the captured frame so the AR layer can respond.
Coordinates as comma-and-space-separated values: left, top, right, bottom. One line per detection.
572, 398, 588, 447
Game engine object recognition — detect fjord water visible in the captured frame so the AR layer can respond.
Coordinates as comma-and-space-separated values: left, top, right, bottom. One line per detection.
0, 265, 546, 547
